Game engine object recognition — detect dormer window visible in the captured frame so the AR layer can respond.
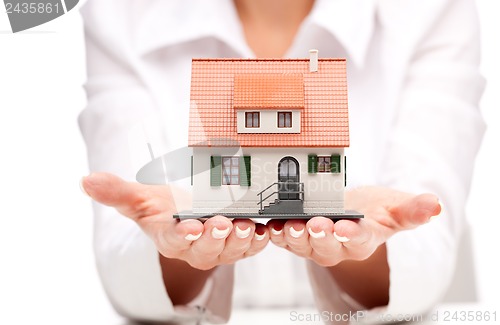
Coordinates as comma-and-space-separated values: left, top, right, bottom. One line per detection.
237, 110, 300, 134
245, 112, 260, 128
278, 112, 292, 128
234, 73, 303, 134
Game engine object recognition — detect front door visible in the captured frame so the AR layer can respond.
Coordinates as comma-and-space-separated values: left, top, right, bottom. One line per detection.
278, 157, 299, 200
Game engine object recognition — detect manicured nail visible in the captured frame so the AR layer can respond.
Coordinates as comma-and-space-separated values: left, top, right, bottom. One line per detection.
271, 227, 283, 236
308, 228, 326, 239
290, 226, 304, 238
79, 177, 91, 197
429, 215, 439, 222
180, 219, 199, 224
212, 226, 230, 239
254, 232, 266, 241
436, 199, 443, 215
235, 226, 251, 239
185, 232, 202, 241
333, 232, 350, 243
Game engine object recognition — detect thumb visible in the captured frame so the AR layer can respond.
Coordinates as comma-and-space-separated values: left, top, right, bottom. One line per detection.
390, 193, 442, 228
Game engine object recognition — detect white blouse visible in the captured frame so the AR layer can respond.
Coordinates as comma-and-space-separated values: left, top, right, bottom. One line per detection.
79, 0, 485, 323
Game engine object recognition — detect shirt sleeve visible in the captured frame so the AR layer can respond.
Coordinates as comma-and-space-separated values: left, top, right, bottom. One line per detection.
307, 0, 485, 322
79, 2, 233, 323
380, 0, 485, 317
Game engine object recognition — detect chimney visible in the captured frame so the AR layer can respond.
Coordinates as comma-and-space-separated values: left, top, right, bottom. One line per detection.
309, 49, 318, 72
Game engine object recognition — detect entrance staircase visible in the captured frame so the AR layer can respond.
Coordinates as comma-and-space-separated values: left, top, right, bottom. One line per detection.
257, 182, 304, 214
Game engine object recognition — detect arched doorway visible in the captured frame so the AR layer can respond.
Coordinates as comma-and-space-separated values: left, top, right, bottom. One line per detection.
278, 157, 300, 200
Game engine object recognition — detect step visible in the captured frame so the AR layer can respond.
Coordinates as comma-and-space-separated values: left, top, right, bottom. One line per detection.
261, 200, 304, 214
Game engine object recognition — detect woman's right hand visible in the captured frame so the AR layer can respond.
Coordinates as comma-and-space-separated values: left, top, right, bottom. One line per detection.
81, 172, 269, 271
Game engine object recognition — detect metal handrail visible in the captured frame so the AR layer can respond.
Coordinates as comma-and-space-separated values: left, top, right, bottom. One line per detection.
257, 182, 304, 213
260, 191, 279, 204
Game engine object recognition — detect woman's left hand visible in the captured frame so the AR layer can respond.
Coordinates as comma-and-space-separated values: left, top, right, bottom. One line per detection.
266, 186, 441, 266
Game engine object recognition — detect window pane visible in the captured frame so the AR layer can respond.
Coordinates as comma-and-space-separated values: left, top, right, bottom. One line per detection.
279, 160, 288, 177
221, 156, 241, 184
246, 112, 259, 128
246, 113, 252, 127
278, 112, 292, 128
318, 161, 325, 172
288, 161, 296, 176
317, 156, 331, 173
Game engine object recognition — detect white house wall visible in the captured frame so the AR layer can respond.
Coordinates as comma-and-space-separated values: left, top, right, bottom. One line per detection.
192, 147, 345, 214
236, 110, 301, 134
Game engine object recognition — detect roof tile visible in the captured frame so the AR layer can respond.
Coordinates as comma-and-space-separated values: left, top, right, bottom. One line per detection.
189, 58, 349, 147
234, 74, 304, 109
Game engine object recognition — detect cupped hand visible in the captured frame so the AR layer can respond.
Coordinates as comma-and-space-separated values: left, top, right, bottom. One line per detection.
266, 187, 441, 267
81, 172, 269, 270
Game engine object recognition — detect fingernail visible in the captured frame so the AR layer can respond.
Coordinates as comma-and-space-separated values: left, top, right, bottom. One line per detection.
333, 232, 350, 243
235, 226, 251, 239
212, 226, 230, 239
428, 200, 442, 222
185, 232, 202, 241
271, 227, 283, 236
290, 226, 304, 238
180, 219, 199, 224
254, 232, 266, 241
79, 177, 91, 197
436, 199, 443, 215
308, 228, 326, 239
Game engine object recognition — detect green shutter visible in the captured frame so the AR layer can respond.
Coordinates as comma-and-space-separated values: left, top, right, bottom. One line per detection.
344, 156, 347, 186
308, 154, 318, 173
210, 156, 222, 186
330, 154, 341, 173
240, 156, 251, 186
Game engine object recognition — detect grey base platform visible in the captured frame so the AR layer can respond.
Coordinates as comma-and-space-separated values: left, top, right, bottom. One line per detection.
174, 210, 363, 220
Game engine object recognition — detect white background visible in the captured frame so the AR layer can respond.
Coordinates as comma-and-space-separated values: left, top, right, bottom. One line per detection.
0, 1, 498, 324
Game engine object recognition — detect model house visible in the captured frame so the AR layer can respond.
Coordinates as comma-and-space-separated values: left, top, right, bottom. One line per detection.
188, 50, 353, 217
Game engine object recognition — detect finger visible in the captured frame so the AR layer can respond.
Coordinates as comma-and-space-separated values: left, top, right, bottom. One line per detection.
82, 172, 166, 219
219, 220, 255, 263
267, 220, 287, 248
156, 219, 205, 258
304, 217, 339, 266
283, 219, 311, 257
189, 216, 233, 267
306, 216, 334, 245
331, 219, 378, 261
331, 219, 371, 246
390, 193, 441, 228
306, 217, 372, 265
82, 172, 143, 206
244, 224, 269, 257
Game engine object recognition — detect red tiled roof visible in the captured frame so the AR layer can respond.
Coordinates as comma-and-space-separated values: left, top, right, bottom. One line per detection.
234, 74, 304, 109
189, 58, 349, 147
